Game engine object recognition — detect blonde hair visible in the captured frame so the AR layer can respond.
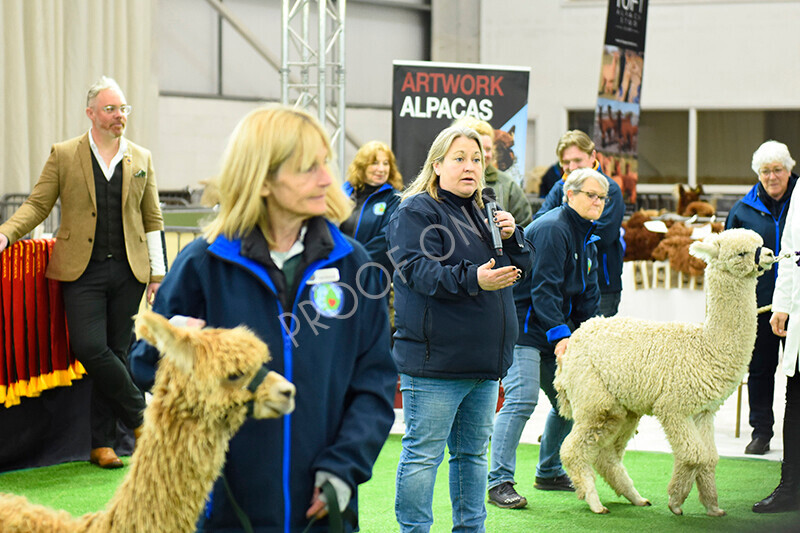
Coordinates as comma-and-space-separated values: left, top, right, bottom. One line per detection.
204, 105, 351, 244
346, 141, 404, 190
556, 130, 595, 161
452, 117, 494, 138
401, 126, 485, 208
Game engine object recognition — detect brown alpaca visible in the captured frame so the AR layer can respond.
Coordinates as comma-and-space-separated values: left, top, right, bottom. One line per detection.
0, 311, 296, 533
622, 210, 665, 261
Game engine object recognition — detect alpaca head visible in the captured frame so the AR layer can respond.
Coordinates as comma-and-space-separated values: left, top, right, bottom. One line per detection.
689, 228, 774, 278
134, 311, 295, 425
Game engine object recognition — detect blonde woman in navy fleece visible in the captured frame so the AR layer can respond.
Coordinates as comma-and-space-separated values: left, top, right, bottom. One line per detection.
130, 105, 397, 532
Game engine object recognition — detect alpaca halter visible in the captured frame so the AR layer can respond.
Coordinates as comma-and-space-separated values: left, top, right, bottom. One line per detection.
244, 365, 269, 418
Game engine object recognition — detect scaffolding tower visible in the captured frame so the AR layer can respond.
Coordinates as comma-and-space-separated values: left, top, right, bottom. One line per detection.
282, 0, 347, 174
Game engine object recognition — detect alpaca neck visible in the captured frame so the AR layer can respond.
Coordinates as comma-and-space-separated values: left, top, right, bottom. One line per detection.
101, 397, 241, 532
703, 266, 758, 361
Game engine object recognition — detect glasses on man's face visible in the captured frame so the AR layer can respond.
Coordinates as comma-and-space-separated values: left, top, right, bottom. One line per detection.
759, 167, 786, 177
102, 105, 132, 116
577, 189, 607, 203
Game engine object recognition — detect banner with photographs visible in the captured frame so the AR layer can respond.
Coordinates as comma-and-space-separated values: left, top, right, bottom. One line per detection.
392, 61, 530, 186
592, 0, 649, 204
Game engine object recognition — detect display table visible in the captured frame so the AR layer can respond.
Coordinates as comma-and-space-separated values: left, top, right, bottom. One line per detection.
0, 239, 125, 472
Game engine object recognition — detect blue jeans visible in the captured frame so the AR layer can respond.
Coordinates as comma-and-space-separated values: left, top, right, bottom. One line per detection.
395, 374, 499, 533
537, 353, 573, 478
488, 345, 540, 489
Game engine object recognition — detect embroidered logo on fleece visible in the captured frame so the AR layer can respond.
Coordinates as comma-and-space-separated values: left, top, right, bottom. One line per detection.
373, 202, 387, 216
311, 283, 345, 317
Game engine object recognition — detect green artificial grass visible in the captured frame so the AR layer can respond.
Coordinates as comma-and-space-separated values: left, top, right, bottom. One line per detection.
1, 436, 799, 532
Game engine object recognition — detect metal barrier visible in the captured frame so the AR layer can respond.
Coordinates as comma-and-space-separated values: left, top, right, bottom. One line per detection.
0, 194, 61, 238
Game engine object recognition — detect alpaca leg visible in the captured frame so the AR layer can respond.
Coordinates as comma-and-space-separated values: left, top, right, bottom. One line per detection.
594, 412, 650, 507
658, 413, 702, 515
693, 411, 725, 516
561, 424, 608, 514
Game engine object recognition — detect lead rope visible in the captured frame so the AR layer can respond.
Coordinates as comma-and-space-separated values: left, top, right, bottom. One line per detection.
300, 480, 358, 533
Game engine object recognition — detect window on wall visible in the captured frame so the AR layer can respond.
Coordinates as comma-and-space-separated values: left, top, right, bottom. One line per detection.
698, 110, 800, 186
569, 109, 800, 187
569, 109, 689, 185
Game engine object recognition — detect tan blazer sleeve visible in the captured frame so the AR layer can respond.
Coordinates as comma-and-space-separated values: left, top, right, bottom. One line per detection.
0, 145, 61, 243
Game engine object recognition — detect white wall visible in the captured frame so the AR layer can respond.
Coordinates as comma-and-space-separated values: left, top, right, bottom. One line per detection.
480, 0, 800, 172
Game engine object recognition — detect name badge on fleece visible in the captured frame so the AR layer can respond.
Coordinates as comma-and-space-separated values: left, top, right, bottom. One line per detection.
307, 268, 340, 285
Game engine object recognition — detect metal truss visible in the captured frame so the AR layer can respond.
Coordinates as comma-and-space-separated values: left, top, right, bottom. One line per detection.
282, 0, 348, 174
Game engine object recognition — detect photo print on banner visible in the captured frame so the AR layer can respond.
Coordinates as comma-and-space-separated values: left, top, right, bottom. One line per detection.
593, 0, 649, 204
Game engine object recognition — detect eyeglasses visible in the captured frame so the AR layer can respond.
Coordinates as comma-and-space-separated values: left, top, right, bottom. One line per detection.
576, 190, 607, 203
759, 166, 787, 177
101, 105, 132, 116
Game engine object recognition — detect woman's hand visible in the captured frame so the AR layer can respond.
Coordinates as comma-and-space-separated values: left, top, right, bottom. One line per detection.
555, 337, 569, 365
771, 312, 789, 337
477, 258, 521, 291
490, 209, 517, 240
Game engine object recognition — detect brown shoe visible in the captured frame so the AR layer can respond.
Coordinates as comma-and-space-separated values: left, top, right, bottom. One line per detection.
90, 447, 124, 469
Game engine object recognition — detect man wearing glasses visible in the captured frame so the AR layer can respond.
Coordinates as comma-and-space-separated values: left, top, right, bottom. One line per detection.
0, 76, 165, 469
534, 130, 625, 317
488, 167, 608, 509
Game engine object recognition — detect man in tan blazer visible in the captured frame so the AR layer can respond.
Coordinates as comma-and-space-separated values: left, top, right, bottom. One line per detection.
0, 76, 165, 468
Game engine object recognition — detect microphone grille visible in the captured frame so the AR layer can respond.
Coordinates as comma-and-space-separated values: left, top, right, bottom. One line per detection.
482, 187, 497, 202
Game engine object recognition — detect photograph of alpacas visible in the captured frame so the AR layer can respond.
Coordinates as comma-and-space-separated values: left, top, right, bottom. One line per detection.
555, 228, 777, 516
0, 311, 296, 533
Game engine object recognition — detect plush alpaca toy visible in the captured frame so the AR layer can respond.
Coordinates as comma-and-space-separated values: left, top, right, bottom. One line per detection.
651, 221, 724, 277
675, 184, 704, 216
622, 210, 666, 261
0, 311, 296, 533
555, 229, 777, 516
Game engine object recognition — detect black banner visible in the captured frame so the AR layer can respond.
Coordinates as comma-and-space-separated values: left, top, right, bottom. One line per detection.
593, 0, 649, 203
392, 61, 530, 185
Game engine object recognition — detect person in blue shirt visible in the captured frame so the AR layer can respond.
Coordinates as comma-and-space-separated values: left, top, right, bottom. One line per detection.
128, 105, 397, 533
534, 130, 624, 317
487, 167, 604, 508
389, 125, 533, 533
341, 140, 402, 277
726, 140, 798, 457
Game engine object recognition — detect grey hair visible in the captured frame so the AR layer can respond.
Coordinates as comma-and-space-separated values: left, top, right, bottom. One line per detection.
751, 140, 795, 176
563, 167, 609, 203
86, 76, 125, 108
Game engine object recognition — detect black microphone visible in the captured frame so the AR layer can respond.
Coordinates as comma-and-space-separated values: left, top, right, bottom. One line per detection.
482, 187, 503, 256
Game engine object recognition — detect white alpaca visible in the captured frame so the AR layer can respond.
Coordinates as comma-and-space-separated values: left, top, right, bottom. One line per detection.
554, 228, 776, 516
0, 310, 295, 532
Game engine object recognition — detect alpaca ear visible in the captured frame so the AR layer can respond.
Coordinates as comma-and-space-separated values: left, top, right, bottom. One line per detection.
689, 237, 719, 262
135, 310, 195, 374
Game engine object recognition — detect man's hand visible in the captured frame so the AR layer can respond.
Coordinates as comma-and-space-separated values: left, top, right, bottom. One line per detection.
0, 233, 8, 253
477, 258, 521, 291
771, 312, 789, 337
145, 282, 160, 306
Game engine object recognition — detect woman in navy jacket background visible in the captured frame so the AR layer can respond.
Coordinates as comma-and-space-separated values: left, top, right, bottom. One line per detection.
129, 105, 397, 533
341, 140, 402, 276
726, 140, 798, 456
388, 125, 533, 533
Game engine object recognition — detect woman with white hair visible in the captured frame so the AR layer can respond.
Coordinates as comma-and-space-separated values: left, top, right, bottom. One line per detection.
726, 140, 798, 459
753, 140, 800, 513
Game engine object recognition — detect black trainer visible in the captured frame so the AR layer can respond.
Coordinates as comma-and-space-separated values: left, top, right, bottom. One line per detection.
488, 481, 528, 509
534, 474, 576, 492
745, 437, 770, 455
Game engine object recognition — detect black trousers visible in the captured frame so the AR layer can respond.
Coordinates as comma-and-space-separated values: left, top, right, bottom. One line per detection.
784, 361, 800, 469
748, 312, 781, 440
61, 258, 146, 448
